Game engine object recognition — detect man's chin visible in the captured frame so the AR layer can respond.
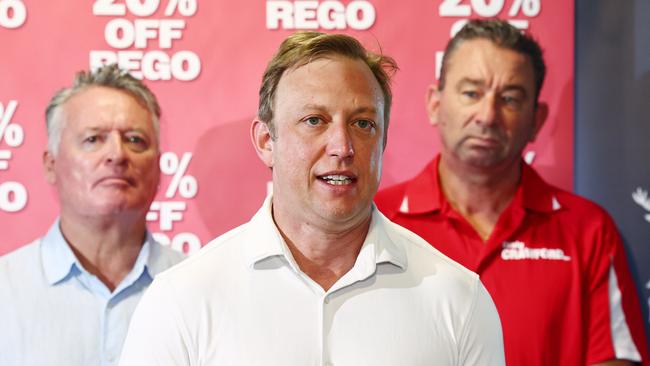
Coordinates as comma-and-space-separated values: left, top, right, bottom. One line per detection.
316, 202, 372, 226
459, 150, 507, 168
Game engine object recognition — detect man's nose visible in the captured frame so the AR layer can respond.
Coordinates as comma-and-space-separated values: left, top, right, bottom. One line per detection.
476, 94, 498, 126
105, 133, 127, 164
326, 121, 354, 160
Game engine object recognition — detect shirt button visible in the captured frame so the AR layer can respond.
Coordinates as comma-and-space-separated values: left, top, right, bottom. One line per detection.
324, 295, 330, 304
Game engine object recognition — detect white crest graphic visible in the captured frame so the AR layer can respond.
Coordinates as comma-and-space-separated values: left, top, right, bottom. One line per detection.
631, 187, 650, 223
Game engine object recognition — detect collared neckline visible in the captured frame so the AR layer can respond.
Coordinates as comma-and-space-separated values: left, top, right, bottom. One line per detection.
41, 220, 77, 285
245, 195, 407, 273
519, 163, 563, 213
398, 155, 444, 215
397, 155, 562, 216
40, 219, 158, 290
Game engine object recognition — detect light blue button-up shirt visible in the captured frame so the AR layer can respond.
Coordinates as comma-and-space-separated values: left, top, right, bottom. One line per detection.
0, 220, 185, 366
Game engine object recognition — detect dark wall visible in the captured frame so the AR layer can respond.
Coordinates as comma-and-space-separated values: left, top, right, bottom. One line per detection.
576, 0, 650, 349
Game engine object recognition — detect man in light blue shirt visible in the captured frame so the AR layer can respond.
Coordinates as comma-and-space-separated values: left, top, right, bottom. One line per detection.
0, 64, 184, 366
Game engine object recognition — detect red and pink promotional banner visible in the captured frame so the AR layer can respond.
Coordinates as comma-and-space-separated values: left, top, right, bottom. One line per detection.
0, 0, 573, 255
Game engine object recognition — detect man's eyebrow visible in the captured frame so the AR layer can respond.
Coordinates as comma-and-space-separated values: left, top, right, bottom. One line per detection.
301, 104, 378, 115
352, 106, 378, 115
456, 78, 529, 96
456, 78, 485, 88
501, 84, 528, 97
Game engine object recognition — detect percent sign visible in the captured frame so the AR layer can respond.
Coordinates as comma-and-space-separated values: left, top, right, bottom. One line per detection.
0, 101, 25, 148
160, 152, 198, 198
508, 0, 540, 17
0, 100, 25, 169
164, 0, 197, 16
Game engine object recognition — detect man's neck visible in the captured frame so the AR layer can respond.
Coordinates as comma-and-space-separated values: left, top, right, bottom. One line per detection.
59, 212, 147, 292
271, 203, 372, 291
438, 156, 522, 241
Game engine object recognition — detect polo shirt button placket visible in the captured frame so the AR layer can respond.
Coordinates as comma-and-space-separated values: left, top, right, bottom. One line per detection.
321, 293, 332, 366
103, 299, 118, 366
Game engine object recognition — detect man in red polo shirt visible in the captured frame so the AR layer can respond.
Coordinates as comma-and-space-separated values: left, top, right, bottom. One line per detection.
376, 19, 649, 365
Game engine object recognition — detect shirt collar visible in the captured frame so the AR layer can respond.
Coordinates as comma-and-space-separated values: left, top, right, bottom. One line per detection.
399, 156, 443, 215
41, 219, 158, 286
41, 220, 77, 285
245, 195, 407, 271
519, 162, 563, 213
397, 155, 562, 215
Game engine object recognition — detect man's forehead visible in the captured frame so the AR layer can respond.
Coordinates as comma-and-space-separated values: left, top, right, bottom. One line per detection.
447, 39, 534, 79
61, 87, 153, 129
279, 56, 381, 97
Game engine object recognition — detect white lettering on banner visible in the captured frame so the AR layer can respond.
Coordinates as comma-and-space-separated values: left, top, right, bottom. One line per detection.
145, 152, 201, 254
152, 232, 201, 255
105, 19, 185, 49
89, 49, 200, 81
0, 0, 27, 29
147, 201, 186, 231
439, 0, 540, 18
94, 0, 197, 17
501, 240, 571, 261
266, 0, 375, 30
0, 100, 28, 213
91, 0, 200, 81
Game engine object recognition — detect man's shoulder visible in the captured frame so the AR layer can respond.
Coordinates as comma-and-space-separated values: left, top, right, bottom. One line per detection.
379, 213, 480, 286
543, 184, 614, 224
148, 238, 187, 269
152, 222, 251, 287
0, 239, 48, 304
0, 239, 42, 277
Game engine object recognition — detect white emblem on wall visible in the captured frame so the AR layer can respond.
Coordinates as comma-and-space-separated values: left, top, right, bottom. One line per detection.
631, 187, 650, 223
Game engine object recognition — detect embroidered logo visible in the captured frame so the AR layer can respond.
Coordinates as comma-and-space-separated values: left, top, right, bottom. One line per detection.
632, 187, 650, 223
501, 240, 571, 261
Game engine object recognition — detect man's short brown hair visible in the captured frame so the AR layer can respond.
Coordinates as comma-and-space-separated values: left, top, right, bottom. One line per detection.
439, 19, 546, 104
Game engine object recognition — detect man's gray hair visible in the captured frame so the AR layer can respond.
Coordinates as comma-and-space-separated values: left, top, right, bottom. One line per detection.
45, 64, 161, 155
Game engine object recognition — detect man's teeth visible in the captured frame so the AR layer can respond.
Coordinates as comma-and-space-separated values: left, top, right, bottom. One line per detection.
321, 175, 353, 185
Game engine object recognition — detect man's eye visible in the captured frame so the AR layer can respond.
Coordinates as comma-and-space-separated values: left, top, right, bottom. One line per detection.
84, 136, 98, 143
502, 95, 520, 105
304, 116, 322, 126
461, 90, 479, 99
354, 119, 374, 130
127, 136, 145, 144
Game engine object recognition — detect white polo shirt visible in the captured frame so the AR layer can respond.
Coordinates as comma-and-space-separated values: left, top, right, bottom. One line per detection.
120, 197, 504, 366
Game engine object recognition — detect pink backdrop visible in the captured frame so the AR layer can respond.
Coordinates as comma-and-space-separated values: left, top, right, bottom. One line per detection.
0, 0, 574, 255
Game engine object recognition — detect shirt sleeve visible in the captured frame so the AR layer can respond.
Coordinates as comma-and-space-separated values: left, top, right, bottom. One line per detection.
458, 280, 506, 366
119, 277, 194, 366
585, 214, 649, 365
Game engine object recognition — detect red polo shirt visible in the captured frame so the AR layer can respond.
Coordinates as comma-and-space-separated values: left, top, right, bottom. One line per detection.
375, 156, 649, 365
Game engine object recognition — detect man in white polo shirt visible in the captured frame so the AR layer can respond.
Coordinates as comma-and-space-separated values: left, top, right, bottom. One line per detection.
119, 31, 505, 365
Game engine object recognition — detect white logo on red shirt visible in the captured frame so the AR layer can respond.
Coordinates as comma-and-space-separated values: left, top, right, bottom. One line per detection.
501, 241, 571, 261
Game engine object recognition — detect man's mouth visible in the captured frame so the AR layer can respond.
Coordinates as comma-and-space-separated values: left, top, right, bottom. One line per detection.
318, 174, 355, 186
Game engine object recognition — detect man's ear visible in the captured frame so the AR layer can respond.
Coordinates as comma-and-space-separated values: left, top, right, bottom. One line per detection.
43, 150, 56, 185
251, 118, 274, 168
425, 84, 442, 126
530, 102, 549, 142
